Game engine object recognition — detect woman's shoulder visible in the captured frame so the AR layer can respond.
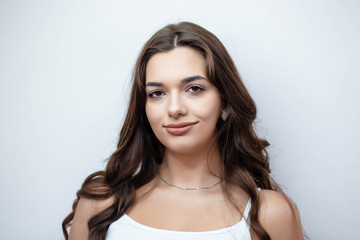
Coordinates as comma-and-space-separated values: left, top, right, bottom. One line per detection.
69, 196, 115, 239
77, 196, 115, 218
258, 189, 293, 214
256, 189, 304, 240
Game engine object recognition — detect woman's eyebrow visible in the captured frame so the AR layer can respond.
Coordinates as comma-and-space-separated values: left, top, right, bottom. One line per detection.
182, 75, 207, 83
146, 75, 207, 87
146, 82, 163, 87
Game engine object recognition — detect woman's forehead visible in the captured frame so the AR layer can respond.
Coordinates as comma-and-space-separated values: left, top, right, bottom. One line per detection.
145, 47, 207, 84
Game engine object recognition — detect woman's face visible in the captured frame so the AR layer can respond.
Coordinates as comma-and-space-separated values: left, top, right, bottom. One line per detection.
145, 46, 222, 154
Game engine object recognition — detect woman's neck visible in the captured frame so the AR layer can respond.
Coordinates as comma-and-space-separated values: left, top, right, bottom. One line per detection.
159, 146, 222, 187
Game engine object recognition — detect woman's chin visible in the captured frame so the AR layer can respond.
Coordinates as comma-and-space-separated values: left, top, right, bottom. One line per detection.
163, 143, 198, 155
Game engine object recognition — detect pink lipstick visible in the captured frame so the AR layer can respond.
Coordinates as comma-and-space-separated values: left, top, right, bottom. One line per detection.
165, 122, 197, 135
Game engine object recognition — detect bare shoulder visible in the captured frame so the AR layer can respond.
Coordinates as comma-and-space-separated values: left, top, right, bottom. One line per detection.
258, 190, 293, 217
256, 190, 304, 240
74, 196, 114, 220
69, 196, 115, 240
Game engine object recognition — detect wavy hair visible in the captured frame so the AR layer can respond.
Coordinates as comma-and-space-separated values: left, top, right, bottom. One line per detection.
63, 22, 281, 240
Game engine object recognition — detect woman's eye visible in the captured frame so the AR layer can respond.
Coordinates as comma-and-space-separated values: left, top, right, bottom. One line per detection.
187, 86, 204, 93
149, 91, 164, 98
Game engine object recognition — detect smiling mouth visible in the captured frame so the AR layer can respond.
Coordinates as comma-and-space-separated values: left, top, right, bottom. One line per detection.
165, 122, 198, 135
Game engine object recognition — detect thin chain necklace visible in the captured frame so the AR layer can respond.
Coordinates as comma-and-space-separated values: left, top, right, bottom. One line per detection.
159, 176, 221, 190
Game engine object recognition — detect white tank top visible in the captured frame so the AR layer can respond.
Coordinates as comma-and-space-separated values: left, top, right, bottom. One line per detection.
106, 198, 252, 240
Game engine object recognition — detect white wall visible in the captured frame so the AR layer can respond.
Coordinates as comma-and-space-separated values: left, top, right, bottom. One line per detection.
0, 0, 359, 239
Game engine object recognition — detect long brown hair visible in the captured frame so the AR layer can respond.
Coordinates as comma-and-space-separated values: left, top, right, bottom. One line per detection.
63, 22, 280, 240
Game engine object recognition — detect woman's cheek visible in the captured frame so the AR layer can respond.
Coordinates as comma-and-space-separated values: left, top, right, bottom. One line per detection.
146, 103, 164, 132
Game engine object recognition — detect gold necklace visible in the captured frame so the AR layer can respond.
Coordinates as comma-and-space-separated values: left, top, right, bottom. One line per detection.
159, 176, 221, 190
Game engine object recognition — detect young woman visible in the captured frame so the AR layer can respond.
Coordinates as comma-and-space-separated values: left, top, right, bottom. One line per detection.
63, 22, 304, 240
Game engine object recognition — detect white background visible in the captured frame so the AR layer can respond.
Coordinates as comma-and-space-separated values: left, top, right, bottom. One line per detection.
1, 0, 359, 239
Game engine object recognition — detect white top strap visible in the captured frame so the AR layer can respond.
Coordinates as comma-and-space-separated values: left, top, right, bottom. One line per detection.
243, 198, 252, 219
243, 188, 261, 220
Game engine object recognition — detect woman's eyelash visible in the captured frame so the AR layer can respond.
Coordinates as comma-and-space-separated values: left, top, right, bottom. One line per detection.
187, 85, 205, 93
148, 85, 205, 98
148, 90, 164, 98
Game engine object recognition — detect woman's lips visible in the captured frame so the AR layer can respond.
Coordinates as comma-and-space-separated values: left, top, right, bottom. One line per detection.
165, 122, 197, 135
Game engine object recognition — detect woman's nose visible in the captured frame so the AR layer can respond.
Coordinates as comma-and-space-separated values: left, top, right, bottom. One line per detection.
167, 92, 187, 118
